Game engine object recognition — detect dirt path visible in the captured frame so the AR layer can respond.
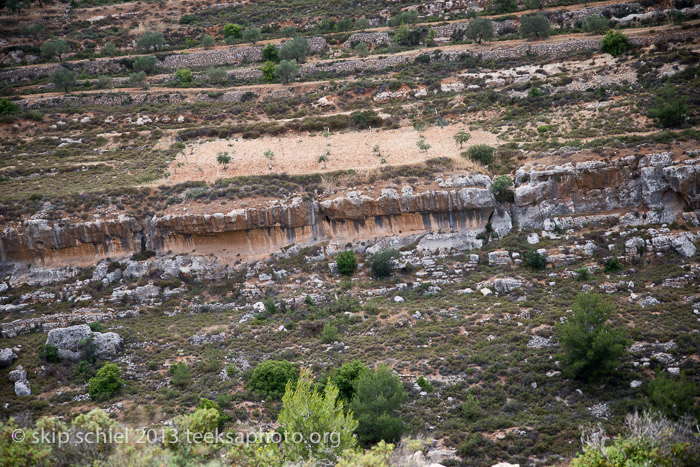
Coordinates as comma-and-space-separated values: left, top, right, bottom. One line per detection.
159, 125, 498, 184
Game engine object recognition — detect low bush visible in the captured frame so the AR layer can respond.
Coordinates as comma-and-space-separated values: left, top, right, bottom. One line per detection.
248, 360, 298, 400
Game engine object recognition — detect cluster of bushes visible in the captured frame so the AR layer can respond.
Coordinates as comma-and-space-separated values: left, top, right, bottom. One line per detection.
177, 110, 385, 141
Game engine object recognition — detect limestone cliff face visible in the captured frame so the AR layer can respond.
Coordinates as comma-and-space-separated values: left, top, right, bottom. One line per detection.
1, 156, 698, 267
0, 183, 498, 266
513, 154, 700, 228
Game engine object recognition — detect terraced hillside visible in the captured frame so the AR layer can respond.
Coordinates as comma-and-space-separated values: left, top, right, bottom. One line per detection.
0, 1, 699, 466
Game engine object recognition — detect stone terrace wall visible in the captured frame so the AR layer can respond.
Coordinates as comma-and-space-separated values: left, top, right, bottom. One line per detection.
0, 37, 327, 85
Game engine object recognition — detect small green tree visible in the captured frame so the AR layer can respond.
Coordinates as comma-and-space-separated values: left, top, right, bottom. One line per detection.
261, 60, 276, 82
264, 149, 275, 172
461, 393, 481, 419
648, 372, 697, 420
350, 364, 408, 446
42, 343, 59, 362
249, 360, 298, 400
278, 368, 358, 464
557, 293, 629, 381
262, 43, 279, 62
492, 175, 514, 202
128, 71, 146, 87
492, 0, 517, 14
321, 321, 339, 343
216, 152, 231, 168
453, 129, 471, 148
465, 17, 494, 44
601, 30, 630, 56
174, 68, 193, 85
525, 0, 543, 9
222, 23, 243, 39
318, 152, 329, 168
103, 41, 117, 56
41, 39, 71, 61
388, 10, 419, 27
520, 14, 551, 39
50, 67, 76, 93
369, 248, 399, 278
242, 27, 262, 43
337, 250, 358, 276
337, 18, 353, 32
201, 34, 215, 48
132, 55, 157, 74
279, 37, 312, 63
416, 138, 431, 153
88, 363, 124, 401
206, 66, 227, 85
169, 362, 192, 387
274, 59, 300, 84
354, 42, 369, 57
464, 144, 494, 165
583, 15, 610, 34
354, 18, 370, 30
648, 84, 688, 128
136, 30, 164, 52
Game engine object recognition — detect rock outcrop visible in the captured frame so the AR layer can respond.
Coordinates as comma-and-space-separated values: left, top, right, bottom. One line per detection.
45, 324, 123, 361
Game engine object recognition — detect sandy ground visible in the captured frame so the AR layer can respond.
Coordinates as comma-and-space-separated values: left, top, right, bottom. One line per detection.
160, 125, 499, 184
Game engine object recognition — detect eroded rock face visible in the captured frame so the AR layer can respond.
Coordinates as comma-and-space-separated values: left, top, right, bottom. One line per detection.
1, 156, 698, 268
45, 325, 123, 362
514, 156, 700, 228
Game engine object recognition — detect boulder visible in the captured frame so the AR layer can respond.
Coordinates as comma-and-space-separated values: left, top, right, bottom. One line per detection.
15, 379, 31, 396
46, 325, 123, 362
0, 348, 18, 368
493, 277, 522, 293
92, 332, 124, 360
488, 250, 512, 266
8, 365, 27, 382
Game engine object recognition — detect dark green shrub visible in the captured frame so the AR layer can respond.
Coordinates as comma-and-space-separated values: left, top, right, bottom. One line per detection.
136, 30, 164, 52
88, 363, 124, 401
223, 23, 243, 39
648, 84, 688, 128
465, 17, 494, 44
461, 393, 481, 419
525, 249, 546, 269
350, 364, 407, 445
169, 362, 192, 387
369, 248, 399, 278
351, 111, 383, 129
321, 321, 338, 343
42, 344, 59, 363
248, 360, 298, 400
492, 175, 514, 202
648, 372, 697, 420
179, 14, 199, 24
575, 267, 591, 281
50, 67, 76, 93
464, 144, 494, 165
0, 98, 18, 114
603, 257, 622, 273
601, 30, 630, 56
491, 0, 517, 14
326, 360, 369, 404
262, 43, 279, 62
88, 322, 106, 332
337, 250, 357, 276
557, 293, 629, 381
416, 376, 433, 392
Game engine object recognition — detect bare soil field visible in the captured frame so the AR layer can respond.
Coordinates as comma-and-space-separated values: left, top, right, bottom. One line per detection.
161, 125, 497, 184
